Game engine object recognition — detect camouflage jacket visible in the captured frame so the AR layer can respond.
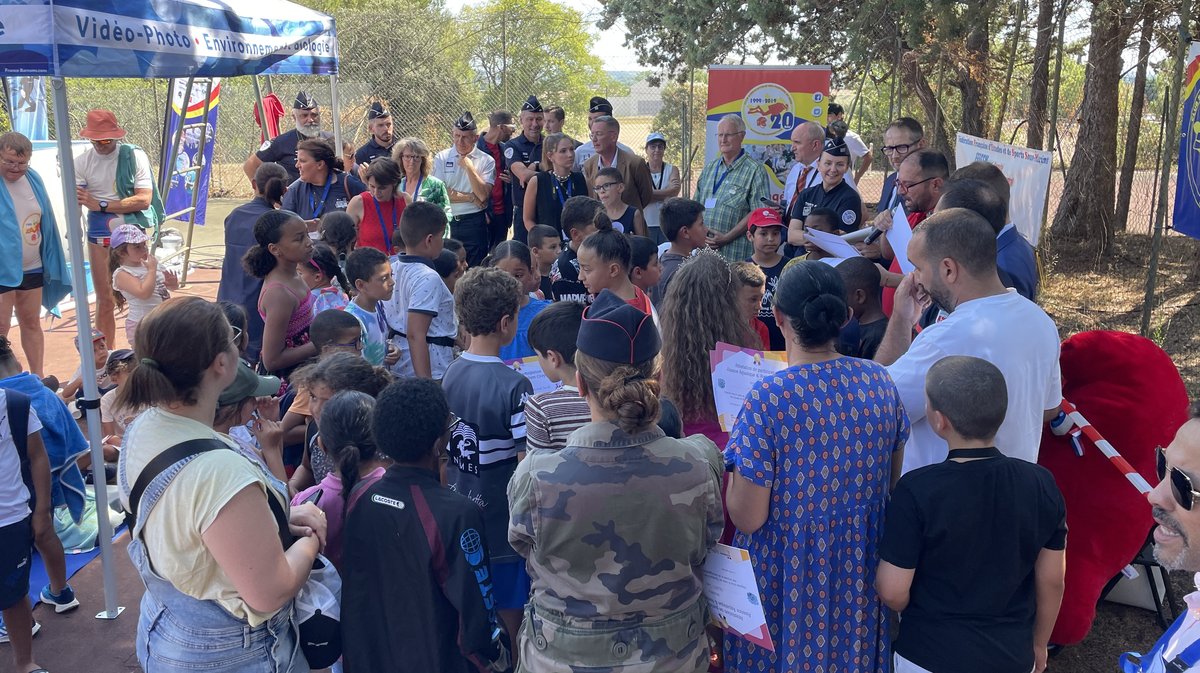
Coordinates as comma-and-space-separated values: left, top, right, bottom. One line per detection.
507, 421, 725, 620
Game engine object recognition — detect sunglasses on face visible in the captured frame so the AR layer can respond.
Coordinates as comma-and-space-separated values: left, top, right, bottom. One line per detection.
91, 139, 116, 146
1158, 447, 1200, 510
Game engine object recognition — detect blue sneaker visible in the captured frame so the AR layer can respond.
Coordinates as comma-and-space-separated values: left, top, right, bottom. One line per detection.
0, 615, 41, 643
39, 584, 80, 613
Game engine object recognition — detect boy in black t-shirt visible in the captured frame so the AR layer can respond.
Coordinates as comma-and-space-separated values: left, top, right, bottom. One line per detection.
743, 207, 791, 350
877, 356, 1067, 673
549, 196, 607, 303
836, 257, 888, 360
527, 224, 560, 299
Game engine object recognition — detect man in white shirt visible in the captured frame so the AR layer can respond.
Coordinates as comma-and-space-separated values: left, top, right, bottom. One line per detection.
74, 109, 158, 347
828, 102, 873, 183
1135, 409, 1200, 672
875, 208, 1061, 474
782, 121, 825, 217
574, 96, 633, 170
432, 112, 495, 267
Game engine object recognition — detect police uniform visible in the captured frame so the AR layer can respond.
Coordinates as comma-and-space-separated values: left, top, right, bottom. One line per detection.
353, 102, 394, 167
503, 95, 543, 244
433, 112, 495, 267
574, 96, 633, 169
255, 91, 332, 183
788, 141, 863, 232
508, 290, 724, 673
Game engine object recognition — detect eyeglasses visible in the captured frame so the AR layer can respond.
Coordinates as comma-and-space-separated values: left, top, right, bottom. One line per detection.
90, 139, 116, 146
444, 412, 461, 436
594, 181, 620, 192
0, 158, 29, 170
716, 132, 745, 139
230, 325, 243, 348
897, 176, 937, 191
327, 335, 364, 351
400, 154, 422, 161
882, 138, 922, 156
1158, 447, 1200, 510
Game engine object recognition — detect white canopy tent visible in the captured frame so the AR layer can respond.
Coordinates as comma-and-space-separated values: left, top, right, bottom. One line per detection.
0, 0, 339, 620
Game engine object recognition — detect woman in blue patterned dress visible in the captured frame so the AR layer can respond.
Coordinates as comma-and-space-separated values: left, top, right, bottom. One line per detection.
724, 260, 910, 673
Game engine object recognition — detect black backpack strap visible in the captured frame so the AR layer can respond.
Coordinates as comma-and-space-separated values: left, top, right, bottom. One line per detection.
264, 486, 295, 549
127, 438, 229, 524
6, 389, 32, 500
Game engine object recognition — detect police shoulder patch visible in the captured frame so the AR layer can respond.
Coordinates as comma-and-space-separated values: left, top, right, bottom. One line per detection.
841, 209, 856, 225
504, 147, 514, 159
259, 140, 272, 152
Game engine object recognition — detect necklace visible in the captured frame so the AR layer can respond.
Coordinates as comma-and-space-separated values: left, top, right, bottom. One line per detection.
553, 171, 571, 183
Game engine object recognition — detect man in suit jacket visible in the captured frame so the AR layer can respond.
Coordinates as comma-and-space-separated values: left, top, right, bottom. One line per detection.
583, 116, 653, 236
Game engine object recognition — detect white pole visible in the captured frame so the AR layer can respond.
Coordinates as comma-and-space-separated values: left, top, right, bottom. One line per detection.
330, 75, 342, 161
50, 77, 123, 620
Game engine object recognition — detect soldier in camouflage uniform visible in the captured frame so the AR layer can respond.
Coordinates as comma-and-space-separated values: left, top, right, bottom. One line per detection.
508, 289, 725, 673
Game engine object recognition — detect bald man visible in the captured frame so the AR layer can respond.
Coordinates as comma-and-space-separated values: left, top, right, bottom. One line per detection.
783, 121, 826, 215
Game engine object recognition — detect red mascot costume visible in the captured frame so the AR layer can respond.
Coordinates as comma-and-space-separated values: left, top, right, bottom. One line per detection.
1038, 330, 1190, 644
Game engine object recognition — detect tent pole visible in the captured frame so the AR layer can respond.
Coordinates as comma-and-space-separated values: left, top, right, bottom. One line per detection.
330, 75, 343, 164
179, 78, 214, 287
158, 78, 176, 182
251, 74, 272, 141
159, 77, 193, 200
50, 77, 123, 621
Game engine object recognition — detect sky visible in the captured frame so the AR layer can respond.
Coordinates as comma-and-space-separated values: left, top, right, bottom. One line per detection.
443, 0, 645, 71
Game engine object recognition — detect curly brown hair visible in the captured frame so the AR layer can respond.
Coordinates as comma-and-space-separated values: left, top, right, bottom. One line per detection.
659, 250, 757, 423
454, 267, 520, 336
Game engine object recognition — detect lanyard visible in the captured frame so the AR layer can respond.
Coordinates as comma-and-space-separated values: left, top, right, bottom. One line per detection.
308, 177, 334, 218
712, 149, 744, 195
652, 164, 666, 190
401, 175, 424, 200
372, 195, 397, 248
1121, 612, 1200, 672
551, 173, 574, 207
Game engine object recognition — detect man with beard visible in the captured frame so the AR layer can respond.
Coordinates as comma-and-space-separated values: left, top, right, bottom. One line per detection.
874, 208, 1062, 475
478, 110, 515, 248
1130, 407, 1200, 672
877, 149, 949, 317
353, 102, 395, 179
243, 91, 333, 184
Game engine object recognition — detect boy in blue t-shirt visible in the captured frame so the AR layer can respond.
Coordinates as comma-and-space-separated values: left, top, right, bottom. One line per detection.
441, 266, 533, 649
344, 247, 400, 368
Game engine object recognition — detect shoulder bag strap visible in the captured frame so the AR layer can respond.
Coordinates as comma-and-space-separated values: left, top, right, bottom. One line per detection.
7, 389, 31, 498
127, 438, 229, 523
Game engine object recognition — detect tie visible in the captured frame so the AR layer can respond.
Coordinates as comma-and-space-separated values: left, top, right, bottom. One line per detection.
789, 165, 812, 215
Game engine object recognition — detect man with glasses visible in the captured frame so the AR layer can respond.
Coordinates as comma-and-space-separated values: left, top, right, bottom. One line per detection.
874, 208, 1062, 475
582, 115, 653, 237
433, 112, 495, 265
0, 133, 72, 377
574, 96, 633, 170
352, 102, 395, 180
696, 114, 771, 262
1132, 408, 1200, 672
877, 117, 927, 214
74, 109, 163, 348
877, 149, 950, 315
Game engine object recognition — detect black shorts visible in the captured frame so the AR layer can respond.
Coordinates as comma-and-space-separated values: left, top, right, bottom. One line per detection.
0, 271, 44, 294
0, 515, 33, 610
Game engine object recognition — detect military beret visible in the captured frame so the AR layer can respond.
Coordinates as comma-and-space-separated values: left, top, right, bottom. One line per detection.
589, 96, 614, 114
578, 290, 661, 364
823, 138, 850, 158
454, 111, 477, 131
522, 95, 543, 113
294, 91, 317, 110
367, 101, 390, 120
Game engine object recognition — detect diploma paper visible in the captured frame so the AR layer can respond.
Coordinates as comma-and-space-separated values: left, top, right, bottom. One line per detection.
704, 544, 774, 651
889, 205, 916, 274
506, 356, 557, 395
709, 342, 787, 431
803, 227, 863, 259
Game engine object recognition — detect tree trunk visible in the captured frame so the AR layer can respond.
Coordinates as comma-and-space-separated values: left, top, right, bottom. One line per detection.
1115, 6, 1154, 232
899, 50, 955, 162
1050, 0, 1134, 256
1027, 0, 1056, 149
958, 13, 992, 138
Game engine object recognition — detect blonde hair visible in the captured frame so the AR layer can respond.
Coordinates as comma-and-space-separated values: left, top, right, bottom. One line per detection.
539, 132, 573, 171
575, 350, 661, 435
392, 137, 432, 179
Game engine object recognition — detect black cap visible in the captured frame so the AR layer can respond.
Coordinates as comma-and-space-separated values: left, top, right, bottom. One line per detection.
454, 111, 477, 131
294, 91, 318, 110
822, 138, 850, 158
367, 101, 390, 120
522, 95, 543, 113
577, 290, 661, 364
589, 96, 613, 114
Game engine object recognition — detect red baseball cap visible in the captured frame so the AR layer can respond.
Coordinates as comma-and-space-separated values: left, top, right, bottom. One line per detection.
747, 207, 785, 230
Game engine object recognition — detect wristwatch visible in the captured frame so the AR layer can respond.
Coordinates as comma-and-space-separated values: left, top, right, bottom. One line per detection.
98, 200, 109, 213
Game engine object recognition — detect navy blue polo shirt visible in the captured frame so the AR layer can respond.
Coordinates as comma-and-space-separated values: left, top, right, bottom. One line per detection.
256, 129, 333, 183
354, 137, 395, 168
502, 133, 542, 211
789, 179, 863, 232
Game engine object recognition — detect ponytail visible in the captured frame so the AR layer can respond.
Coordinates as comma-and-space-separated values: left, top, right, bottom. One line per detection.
243, 209, 301, 278
310, 242, 352, 295
315, 390, 378, 518
575, 351, 661, 435
108, 244, 128, 311
253, 162, 289, 208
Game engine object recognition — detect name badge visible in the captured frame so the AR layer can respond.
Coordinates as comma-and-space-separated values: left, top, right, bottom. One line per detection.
704, 197, 717, 209
445, 160, 456, 169
335, 198, 349, 209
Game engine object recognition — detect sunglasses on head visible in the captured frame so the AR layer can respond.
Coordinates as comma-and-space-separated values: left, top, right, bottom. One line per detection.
1158, 447, 1200, 510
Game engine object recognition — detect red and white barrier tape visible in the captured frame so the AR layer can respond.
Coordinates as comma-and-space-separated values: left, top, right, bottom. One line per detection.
1052, 399, 1153, 495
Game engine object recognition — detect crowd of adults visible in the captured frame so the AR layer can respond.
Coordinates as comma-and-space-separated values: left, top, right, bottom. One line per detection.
0, 85, 1197, 673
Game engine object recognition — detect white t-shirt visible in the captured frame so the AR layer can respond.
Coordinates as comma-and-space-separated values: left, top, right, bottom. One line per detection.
643, 163, 675, 230
74, 145, 153, 203
6, 175, 42, 271
783, 159, 821, 206
99, 388, 141, 433
345, 299, 388, 367
431, 147, 495, 216
117, 407, 283, 626
887, 289, 1062, 474
112, 264, 167, 323
843, 129, 870, 160
383, 258, 457, 379
0, 390, 43, 527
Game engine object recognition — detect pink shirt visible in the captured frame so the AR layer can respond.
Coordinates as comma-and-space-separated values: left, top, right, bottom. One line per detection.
292, 466, 387, 569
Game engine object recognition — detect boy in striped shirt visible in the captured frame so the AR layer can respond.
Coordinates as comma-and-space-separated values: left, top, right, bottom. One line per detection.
525, 301, 591, 453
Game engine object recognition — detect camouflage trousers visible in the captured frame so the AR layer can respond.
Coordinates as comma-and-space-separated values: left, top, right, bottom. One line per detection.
518, 596, 710, 673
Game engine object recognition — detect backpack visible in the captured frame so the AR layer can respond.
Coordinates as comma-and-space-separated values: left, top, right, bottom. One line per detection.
7, 389, 33, 506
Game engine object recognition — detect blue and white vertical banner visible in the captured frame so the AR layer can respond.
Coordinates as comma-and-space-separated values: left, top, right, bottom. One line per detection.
5, 76, 48, 139
0, 0, 338, 78
163, 78, 219, 226
1173, 42, 1200, 239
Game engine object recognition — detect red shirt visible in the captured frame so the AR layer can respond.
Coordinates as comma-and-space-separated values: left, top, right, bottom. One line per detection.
357, 193, 407, 253
882, 210, 929, 317
626, 286, 654, 315
750, 318, 770, 351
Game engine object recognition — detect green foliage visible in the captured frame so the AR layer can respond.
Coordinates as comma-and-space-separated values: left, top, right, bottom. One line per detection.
651, 71, 708, 181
